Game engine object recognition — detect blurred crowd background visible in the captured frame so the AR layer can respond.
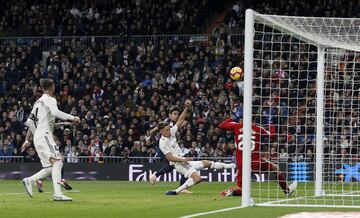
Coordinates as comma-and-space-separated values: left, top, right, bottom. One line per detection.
0, 0, 359, 163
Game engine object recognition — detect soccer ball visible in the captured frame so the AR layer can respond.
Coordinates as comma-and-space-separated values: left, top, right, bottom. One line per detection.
230, 67, 243, 81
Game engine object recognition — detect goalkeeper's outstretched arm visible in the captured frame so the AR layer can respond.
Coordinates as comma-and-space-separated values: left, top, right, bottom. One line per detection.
219, 118, 237, 130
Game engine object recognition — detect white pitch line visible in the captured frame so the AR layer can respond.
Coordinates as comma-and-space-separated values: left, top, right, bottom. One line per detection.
258, 204, 360, 209
257, 196, 307, 205
179, 197, 308, 218
179, 206, 245, 218
0, 190, 80, 196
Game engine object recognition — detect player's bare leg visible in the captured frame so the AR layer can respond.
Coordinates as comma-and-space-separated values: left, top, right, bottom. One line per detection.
22, 167, 52, 196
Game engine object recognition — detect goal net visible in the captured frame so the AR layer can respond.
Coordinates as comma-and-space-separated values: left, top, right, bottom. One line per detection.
242, 9, 360, 208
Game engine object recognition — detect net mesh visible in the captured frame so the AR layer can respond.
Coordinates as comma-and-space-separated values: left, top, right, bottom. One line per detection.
254, 13, 360, 51
249, 12, 360, 207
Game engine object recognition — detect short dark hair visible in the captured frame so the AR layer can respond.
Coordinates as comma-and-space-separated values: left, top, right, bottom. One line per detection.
40, 78, 54, 91
157, 121, 168, 131
168, 105, 180, 114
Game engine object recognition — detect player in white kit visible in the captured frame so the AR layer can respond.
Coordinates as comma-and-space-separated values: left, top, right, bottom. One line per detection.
21, 79, 80, 201
158, 100, 236, 195
21, 121, 74, 193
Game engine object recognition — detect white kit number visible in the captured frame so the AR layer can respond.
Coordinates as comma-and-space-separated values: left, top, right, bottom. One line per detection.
237, 134, 256, 151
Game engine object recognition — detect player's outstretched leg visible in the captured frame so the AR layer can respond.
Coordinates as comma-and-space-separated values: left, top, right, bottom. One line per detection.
21, 178, 33, 197
149, 163, 174, 184
178, 175, 193, 194
166, 172, 202, 195
52, 160, 72, 201
220, 162, 242, 197
202, 160, 236, 170
22, 167, 52, 196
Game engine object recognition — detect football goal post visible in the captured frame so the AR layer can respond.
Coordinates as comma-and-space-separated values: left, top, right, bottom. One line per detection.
243, 9, 360, 208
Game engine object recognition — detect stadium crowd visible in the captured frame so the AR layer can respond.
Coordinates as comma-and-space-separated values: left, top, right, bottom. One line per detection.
0, 0, 359, 164
0, 0, 227, 37
0, 33, 245, 163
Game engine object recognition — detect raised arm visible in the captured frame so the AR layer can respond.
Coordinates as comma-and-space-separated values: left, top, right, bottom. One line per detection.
148, 126, 159, 137
218, 118, 237, 130
47, 98, 80, 123
175, 100, 191, 129
47, 98, 74, 120
259, 124, 276, 138
54, 122, 73, 127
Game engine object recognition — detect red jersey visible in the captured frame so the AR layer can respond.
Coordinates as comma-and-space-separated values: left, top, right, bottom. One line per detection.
219, 118, 275, 161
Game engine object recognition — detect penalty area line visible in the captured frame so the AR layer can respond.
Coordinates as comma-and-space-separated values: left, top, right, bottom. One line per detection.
179, 206, 245, 218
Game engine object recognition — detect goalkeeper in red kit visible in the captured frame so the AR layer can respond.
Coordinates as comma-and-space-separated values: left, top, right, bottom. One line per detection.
218, 106, 297, 197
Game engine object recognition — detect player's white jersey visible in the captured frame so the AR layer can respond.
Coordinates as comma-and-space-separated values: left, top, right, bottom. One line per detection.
29, 94, 74, 138
159, 125, 183, 165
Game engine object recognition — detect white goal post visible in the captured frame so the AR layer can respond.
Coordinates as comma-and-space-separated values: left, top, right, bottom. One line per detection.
243, 9, 360, 208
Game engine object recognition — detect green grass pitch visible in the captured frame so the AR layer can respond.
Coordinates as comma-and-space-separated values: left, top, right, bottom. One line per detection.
0, 180, 357, 218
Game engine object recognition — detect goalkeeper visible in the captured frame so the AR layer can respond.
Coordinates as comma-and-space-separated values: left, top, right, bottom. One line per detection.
218, 106, 297, 197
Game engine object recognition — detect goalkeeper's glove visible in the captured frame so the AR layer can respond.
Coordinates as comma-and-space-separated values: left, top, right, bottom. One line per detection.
232, 105, 243, 122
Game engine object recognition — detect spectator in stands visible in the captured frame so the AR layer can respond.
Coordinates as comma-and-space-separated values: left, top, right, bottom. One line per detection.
0, 145, 12, 162
93, 148, 104, 163
63, 139, 72, 156
0, 0, 223, 36
67, 146, 79, 163
24, 147, 40, 162
279, 148, 289, 162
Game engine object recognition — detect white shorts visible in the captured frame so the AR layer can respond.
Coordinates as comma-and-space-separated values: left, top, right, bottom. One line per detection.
174, 161, 204, 178
33, 134, 61, 167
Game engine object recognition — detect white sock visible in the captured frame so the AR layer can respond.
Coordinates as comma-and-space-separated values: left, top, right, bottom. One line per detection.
175, 178, 195, 194
52, 161, 63, 197
211, 162, 235, 169
28, 167, 52, 184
